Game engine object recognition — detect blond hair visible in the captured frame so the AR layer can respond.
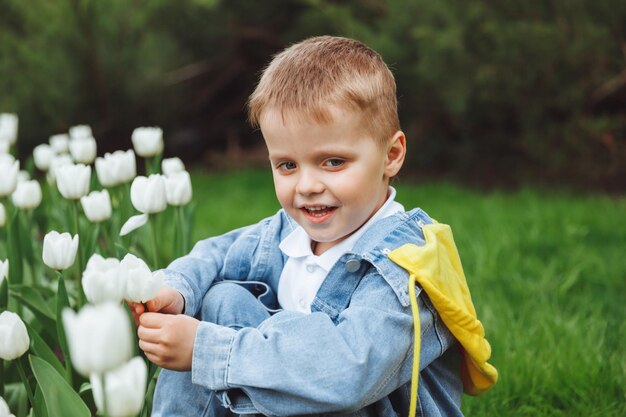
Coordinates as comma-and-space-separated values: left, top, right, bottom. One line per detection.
248, 36, 400, 144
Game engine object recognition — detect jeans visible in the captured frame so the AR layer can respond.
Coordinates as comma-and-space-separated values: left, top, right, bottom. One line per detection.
152, 282, 270, 417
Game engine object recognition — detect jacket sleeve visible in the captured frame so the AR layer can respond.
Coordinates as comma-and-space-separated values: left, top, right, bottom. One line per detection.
162, 212, 286, 317
190, 269, 456, 416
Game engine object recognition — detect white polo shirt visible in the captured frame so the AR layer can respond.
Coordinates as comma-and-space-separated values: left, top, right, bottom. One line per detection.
278, 187, 404, 313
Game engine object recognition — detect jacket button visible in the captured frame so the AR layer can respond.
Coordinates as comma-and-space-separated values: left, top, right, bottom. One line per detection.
345, 259, 361, 272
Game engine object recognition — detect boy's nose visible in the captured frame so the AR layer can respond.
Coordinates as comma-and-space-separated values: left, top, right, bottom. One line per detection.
295, 169, 324, 196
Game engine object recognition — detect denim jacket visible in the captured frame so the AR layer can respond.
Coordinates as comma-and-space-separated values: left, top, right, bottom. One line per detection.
163, 208, 464, 416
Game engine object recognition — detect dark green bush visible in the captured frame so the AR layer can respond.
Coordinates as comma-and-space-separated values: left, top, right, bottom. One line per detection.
1, 0, 624, 189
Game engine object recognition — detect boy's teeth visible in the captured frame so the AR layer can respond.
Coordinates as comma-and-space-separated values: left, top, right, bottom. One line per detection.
304, 206, 332, 217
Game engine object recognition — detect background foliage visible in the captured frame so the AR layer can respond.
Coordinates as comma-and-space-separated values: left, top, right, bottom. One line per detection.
1, 0, 625, 189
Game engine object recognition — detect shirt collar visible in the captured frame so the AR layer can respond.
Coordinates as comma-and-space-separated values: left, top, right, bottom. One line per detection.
279, 187, 404, 271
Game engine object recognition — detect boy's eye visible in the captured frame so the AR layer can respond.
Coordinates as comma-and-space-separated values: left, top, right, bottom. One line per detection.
277, 161, 297, 171
324, 159, 344, 168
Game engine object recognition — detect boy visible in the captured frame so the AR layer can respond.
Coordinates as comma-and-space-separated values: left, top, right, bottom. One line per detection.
134, 36, 496, 416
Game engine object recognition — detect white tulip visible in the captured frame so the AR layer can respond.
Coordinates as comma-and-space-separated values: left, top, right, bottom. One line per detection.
0, 113, 18, 145
90, 357, 147, 417
95, 150, 136, 187
62, 302, 133, 377
11, 180, 42, 210
17, 170, 30, 183
69, 124, 93, 140
131, 127, 163, 157
1, 259, 7, 282
119, 213, 149, 237
49, 133, 70, 154
0, 395, 16, 417
121, 254, 162, 303
0, 158, 19, 197
33, 143, 55, 171
130, 174, 167, 214
47, 153, 73, 182
82, 254, 125, 304
0, 139, 9, 154
165, 171, 192, 206
69, 136, 97, 164
0, 311, 30, 360
81, 190, 112, 223
162, 157, 185, 176
56, 163, 91, 200
0, 203, 5, 227
42, 231, 79, 271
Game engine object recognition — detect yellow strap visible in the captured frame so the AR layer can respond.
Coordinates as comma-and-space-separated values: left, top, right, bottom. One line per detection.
408, 274, 420, 417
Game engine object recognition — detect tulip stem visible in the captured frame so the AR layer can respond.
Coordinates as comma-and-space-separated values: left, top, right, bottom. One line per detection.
17, 357, 35, 409
99, 373, 110, 417
72, 200, 86, 306
149, 215, 159, 270
0, 359, 4, 399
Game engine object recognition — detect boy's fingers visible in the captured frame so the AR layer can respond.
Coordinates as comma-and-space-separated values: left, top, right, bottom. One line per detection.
139, 312, 164, 328
146, 298, 160, 312
138, 339, 160, 355
134, 303, 146, 315
137, 325, 161, 343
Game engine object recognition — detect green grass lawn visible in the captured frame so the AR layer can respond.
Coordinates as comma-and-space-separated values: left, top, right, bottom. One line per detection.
190, 168, 626, 416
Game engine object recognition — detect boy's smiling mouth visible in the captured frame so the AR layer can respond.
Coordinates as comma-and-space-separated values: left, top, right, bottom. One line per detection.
300, 205, 337, 222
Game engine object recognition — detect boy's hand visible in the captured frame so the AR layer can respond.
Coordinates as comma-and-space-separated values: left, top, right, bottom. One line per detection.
128, 285, 185, 326
138, 312, 199, 371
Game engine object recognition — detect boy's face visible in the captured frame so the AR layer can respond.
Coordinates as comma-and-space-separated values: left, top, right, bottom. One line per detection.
261, 106, 405, 255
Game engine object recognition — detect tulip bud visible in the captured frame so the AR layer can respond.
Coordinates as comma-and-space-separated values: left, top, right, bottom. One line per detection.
56, 163, 91, 200
0, 311, 30, 360
11, 180, 42, 210
0, 138, 9, 154
69, 136, 97, 164
165, 171, 192, 206
42, 231, 79, 271
62, 302, 133, 376
162, 157, 185, 176
90, 357, 147, 417
0, 395, 16, 417
131, 127, 163, 157
82, 254, 126, 304
33, 143, 55, 171
95, 150, 136, 187
120, 254, 162, 303
49, 133, 70, 154
47, 154, 73, 182
130, 174, 167, 214
81, 189, 112, 223
17, 170, 30, 183
0, 113, 18, 145
69, 124, 93, 140
0, 203, 5, 227
0, 158, 19, 197
1, 259, 7, 282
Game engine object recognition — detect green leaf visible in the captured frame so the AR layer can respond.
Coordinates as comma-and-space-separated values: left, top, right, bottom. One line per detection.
0, 277, 7, 311
6, 207, 23, 285
56, 275, 72, 382
10, 286, 57, 343
29, 355, 91, 417
25, 322, 65, 377
10, 285, 55, 319
34, 385, 49, 417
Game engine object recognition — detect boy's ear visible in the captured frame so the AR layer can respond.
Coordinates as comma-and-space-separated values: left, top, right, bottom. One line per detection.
384, 130, 406, 178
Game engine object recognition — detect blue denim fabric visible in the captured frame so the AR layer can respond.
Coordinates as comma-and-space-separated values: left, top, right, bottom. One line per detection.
154, 208, 464, 416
